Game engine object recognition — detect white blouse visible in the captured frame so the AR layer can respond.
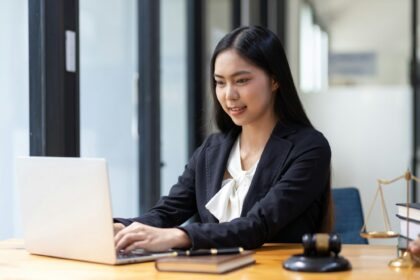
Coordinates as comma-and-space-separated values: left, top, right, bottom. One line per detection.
205, 137, 260, 223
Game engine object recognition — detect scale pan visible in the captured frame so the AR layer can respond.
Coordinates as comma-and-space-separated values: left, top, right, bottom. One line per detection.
360, 231, 399, 239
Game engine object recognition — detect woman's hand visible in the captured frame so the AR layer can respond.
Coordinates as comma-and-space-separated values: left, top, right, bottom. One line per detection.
113, 223, 125, 235
408, 237, 420, 257
114, 222, 191, 252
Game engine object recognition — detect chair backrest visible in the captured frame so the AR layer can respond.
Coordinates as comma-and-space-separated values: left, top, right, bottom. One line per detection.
332, 187, 368, 244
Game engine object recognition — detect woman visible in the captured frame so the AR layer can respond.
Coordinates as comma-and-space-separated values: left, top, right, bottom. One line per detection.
114, 26, 332, 252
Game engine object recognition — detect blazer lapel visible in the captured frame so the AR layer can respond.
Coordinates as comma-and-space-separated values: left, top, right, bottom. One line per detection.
204, 129, 238, 222
240, 122, 297, 216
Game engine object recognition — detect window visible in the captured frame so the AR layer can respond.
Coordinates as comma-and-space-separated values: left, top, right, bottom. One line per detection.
0, 0, 29, 239
299, 3, 329, 93
160, 0, 188, 195
79, 0, 139, 217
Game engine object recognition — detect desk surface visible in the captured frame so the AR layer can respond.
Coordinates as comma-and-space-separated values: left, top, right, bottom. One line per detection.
1, 239, 419, 279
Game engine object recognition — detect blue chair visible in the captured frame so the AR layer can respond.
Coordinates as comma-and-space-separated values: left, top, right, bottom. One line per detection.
332, 187, 368, 244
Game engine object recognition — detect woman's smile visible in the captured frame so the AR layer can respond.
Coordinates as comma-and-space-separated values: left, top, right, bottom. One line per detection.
228, 105, 247, 116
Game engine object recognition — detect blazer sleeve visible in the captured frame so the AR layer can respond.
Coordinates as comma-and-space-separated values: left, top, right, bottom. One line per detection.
114, 140, 206, 228
181, 132, 331, 249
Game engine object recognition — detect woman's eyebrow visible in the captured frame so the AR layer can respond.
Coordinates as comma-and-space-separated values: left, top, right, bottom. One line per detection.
214, 70, 252, 78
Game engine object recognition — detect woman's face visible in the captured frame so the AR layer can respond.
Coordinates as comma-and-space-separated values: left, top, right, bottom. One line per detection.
214, 49, 277, 128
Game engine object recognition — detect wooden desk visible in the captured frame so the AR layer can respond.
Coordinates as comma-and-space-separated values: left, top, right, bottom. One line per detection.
1, 239, 419, 279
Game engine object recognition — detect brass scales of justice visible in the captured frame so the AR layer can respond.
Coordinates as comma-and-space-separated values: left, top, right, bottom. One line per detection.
360, 170, 420, 268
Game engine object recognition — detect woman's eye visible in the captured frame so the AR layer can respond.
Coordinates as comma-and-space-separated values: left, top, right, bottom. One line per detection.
236, 78, 249, 84
215, 80, 225, 87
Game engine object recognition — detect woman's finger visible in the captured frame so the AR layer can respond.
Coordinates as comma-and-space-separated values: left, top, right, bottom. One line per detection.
115, 222, 142, 244
113, 223, 125, 235
116, 232, 145, 252
123, 240, 148, 253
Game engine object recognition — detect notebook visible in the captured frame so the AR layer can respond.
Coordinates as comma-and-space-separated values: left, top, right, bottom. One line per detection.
155, 251, 255, 273
16, 156, 173, 265
396, 203, 420, 221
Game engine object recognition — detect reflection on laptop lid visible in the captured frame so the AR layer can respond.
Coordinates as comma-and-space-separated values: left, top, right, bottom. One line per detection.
16, 156, 172, 265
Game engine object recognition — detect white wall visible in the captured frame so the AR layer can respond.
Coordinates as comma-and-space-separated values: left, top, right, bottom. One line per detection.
302, 87, 411, 245
287, 0, 412, 244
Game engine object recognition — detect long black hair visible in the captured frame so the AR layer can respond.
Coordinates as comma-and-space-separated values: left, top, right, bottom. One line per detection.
210, 26, 313, 133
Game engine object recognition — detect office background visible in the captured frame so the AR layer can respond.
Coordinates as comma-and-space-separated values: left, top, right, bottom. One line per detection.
1, 0, 419, 246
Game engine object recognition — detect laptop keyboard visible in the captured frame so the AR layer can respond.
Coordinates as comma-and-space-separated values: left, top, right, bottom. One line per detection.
117, 249, 152, 259
117, 249, 173, 260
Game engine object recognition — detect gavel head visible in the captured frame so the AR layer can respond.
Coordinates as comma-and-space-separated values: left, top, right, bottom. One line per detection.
302, 233, 341, 257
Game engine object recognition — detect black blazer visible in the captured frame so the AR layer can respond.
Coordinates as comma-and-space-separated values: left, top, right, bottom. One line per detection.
116, 122, 331, 249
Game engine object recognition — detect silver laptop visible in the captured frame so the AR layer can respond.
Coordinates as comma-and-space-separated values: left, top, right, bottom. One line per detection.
16, 156, 173, 265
